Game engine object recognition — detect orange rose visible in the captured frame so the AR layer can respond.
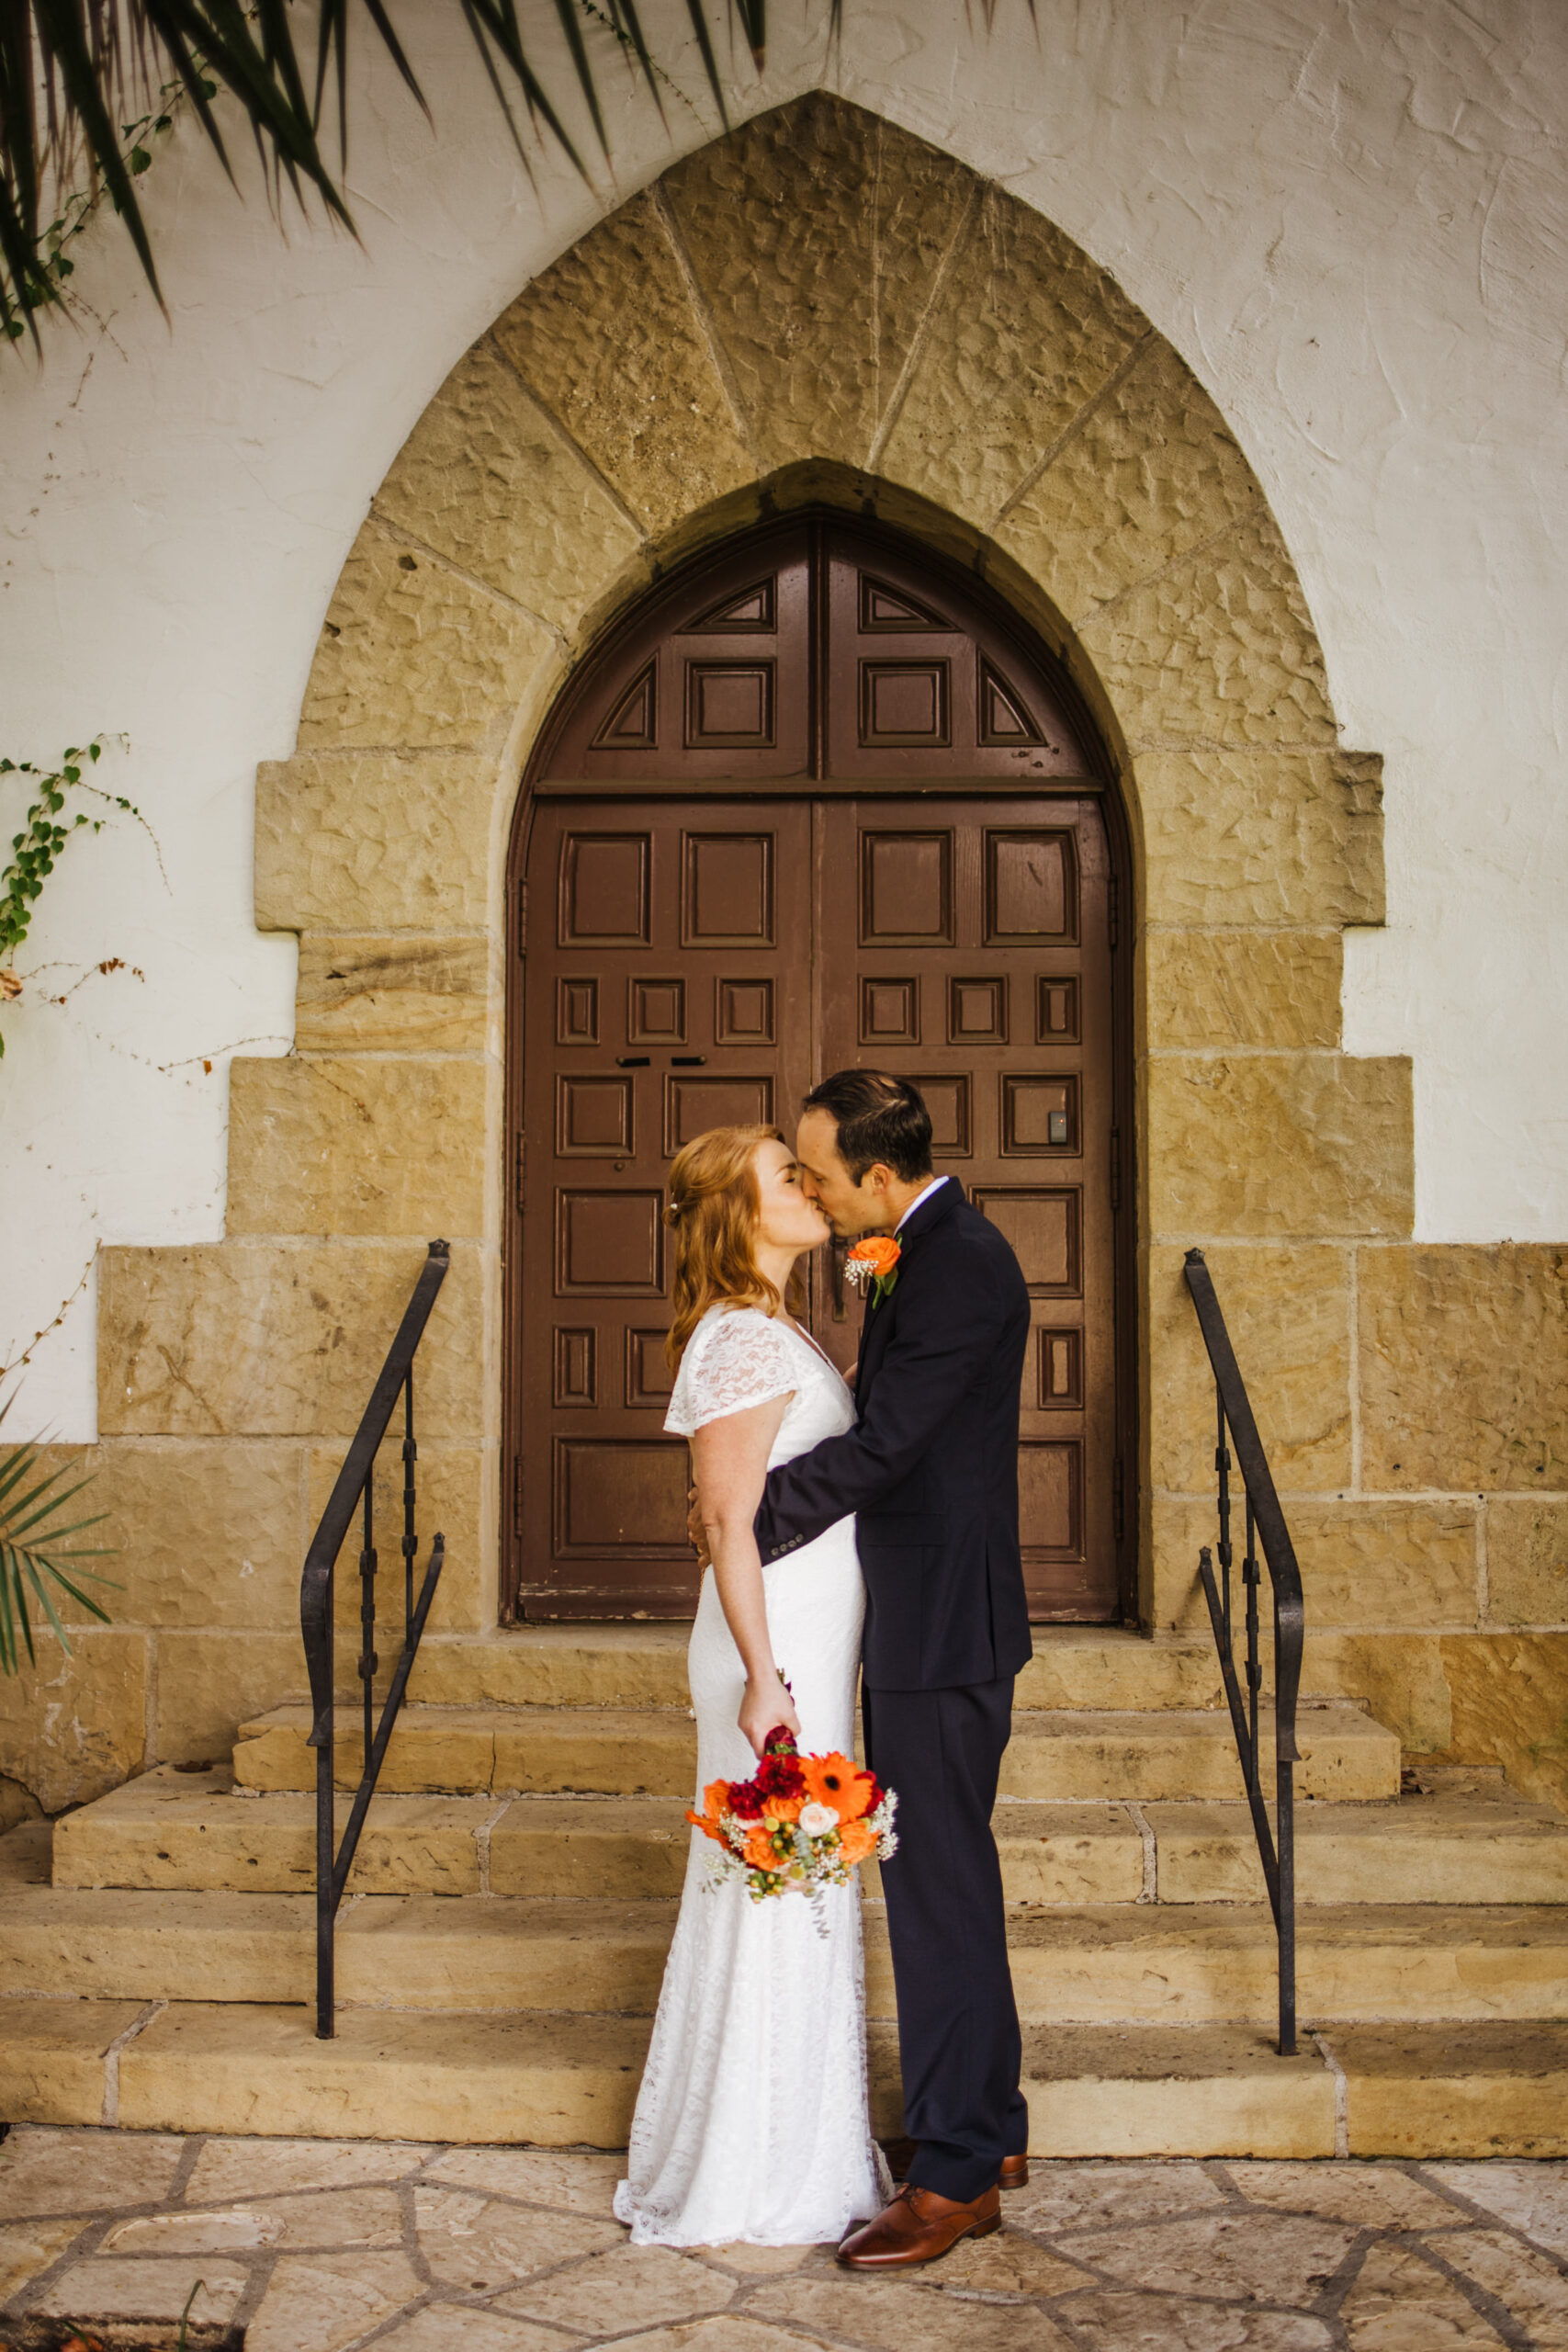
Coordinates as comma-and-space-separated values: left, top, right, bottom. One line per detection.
743, 1826, 781, 1871
801, 1753, 875, 1822
848, 1235, 900, 1279
762, 1793, 804, 1824
838, 1818, 877, 1866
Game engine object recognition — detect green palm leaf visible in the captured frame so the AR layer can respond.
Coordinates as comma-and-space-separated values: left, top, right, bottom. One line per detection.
0, 1390, 118, 1677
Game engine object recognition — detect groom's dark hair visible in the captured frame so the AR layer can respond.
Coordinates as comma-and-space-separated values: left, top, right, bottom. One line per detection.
804, 1069, 934, 1183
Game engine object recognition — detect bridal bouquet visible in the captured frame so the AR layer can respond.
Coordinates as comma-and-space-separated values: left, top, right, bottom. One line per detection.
687, 1729, 898, 1915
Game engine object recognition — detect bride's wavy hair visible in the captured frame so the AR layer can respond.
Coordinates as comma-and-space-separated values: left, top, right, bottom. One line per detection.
664, 1124, 800, 1370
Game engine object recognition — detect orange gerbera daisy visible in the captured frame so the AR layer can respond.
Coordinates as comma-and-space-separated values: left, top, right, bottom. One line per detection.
837, 1817, 878, 1866
801, 1752, 874, 1822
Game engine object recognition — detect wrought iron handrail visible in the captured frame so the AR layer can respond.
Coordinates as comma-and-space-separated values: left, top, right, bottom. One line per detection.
300, 1238, 450, 2038
1182, 1248, 1305, 2056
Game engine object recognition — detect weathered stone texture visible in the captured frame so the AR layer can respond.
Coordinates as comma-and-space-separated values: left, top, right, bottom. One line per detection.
99, 1241, 488, 1440
309, 1440, 494, 1637
0, 1631, 148, 1811
1149, 1244, 1351, 1494
1303, 1633, 1457, 1755
1359, 1246, 1568, 1490
1435, 1633, 1568, 1813
255, 755, 495, 934
1148, 1055, 1412, 1238
154, 1632, 305, 1767
227, 1057, 489, 1240
995, 335, 1260, 615
662, 94, 976, 471
882, 187, 1145, 526
1080, 505, 1337, 748
295, 936, 491, 1054
1152, 1496, 1478, 1634
375, 342, 645, 626
1138, 748, 1386, 928
1145, 932, 1342, 1051
1487, 1500, 1568, 1627
297, 522, 551, 754
493, 193, 753, 532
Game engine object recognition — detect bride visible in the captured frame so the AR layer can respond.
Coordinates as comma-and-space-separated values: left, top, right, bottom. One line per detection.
615, 1122, 890, 2247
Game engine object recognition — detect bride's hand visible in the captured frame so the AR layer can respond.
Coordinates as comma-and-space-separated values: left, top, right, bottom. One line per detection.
739, 1671, 801, 1758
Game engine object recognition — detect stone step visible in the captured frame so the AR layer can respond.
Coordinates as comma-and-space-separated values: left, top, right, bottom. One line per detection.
5, 1998, 1566, 2156
406, 1624, 1224, 1714
231, 1699, 1401, 1802
8, 1880, 1566, 2026
1147, 1794, 1568, 1905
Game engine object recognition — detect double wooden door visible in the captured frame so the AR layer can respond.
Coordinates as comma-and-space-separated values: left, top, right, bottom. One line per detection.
506, 520, 1127, 1623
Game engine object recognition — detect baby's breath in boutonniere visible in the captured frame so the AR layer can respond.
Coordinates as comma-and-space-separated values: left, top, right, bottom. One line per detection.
844, 1235, 901, 1306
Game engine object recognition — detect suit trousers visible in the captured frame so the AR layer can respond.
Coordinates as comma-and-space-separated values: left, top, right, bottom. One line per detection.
861, 1677, 1028, 2201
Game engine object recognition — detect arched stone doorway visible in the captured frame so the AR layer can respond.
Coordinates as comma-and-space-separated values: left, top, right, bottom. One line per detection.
502, 511, 1137, 1624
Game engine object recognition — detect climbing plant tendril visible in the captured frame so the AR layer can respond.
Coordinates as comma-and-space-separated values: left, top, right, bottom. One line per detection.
0, 735, 155, 1057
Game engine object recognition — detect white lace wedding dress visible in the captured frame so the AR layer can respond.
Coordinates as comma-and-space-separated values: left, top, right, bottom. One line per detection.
614, 1305, 890, 2246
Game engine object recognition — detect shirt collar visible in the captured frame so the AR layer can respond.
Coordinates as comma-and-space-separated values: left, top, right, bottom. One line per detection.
894, 1174, 949, 1235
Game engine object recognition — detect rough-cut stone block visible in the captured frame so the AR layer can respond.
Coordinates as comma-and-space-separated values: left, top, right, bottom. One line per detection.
1359, 1246, 1568, 1492
1303, 1632, 1457, 1754
1080, 504, 1337, 748
99, 1239, 488, 1439
1488, 1499, 1568, 1627
0, 2001, 148, 2128
0, 1630, 148, 1812
255, 755, 495, 933
1436, 1632, 1568, 1814
1138, 747, 1386, 928
662, 93, 975, 471
1335, 2021, 1568, 2157
1149, 1244, 1351, 1495
227, 1056, 489, 1240
295, 936, 491, 1054
1147, 1055, 1412, 1238
1152, 1497, 1477, 1634
493, 192, 752, 533
154, 1632, 303, 1767
375, 341, 645, 624
1150, 1793, 1568, 1907
298, 521, 552, 754
995, 335, 1259, 611
30, 1438, 305, 1633
882, 187, 1145, 526
488, 1798, 692, 1900
407, 1624, 690, 1711
1013, 2023, 1336, 2158
1145, 932, 1343, 1051
310, 1438, 493, 1639
1015, 1633, 1220, 1713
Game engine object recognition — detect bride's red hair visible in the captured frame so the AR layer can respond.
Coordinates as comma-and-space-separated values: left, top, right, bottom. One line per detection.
664, 1124, 793, 1370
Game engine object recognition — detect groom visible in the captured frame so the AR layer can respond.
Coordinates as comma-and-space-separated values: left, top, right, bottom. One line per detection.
755, 1069, 1032, 2268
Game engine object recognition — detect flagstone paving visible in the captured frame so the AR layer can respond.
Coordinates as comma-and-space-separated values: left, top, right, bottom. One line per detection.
3, 2128, 1567, 2350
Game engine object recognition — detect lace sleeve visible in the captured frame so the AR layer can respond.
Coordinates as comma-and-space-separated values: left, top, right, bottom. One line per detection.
664, 1309, 797, 1437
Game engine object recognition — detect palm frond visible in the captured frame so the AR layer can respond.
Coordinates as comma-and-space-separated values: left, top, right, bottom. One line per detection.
2, 0, 767, 348
0, 1389, 118, 1676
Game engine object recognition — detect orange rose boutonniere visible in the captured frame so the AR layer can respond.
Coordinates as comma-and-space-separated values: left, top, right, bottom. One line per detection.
844, 1234, 901, 1306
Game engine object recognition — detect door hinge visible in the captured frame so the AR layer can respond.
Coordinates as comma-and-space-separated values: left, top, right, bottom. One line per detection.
512, 1453, 525, 1537
513, 1130, 526, 1215
1107, 872, 1120, 951
1112, 1455, 1125, 1544
516, 882, 528, 957
1110, 1126, 1122, 1213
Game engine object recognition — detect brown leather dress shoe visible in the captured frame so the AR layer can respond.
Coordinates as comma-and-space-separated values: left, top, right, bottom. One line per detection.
881, 2136, 1030, 2190
837, 2181, 1002, 2269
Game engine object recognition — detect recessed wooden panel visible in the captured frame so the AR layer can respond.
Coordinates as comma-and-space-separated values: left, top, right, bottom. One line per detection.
685, 662, 775, 748
860, 661, 951, 747
664, 1073, 774, 1153
626, 1329, 675, 1409
682, 833, 775, 945
591, 658, 657, 751
558, 833, 650, 945
1002, 1074, 1079, 1156
556, 1191, 663, 1295
949, 976, 1009, 1044
978, 657, 1044, 745
861, 832, 953, 944
1019, 1441, 1084, 1560
553, 1328, 596, 1408
683, 577, 776, 633
716, 977, 775, 1044
860, 977, 919, 1046
554, 1439, 690, 1557
556, 978, 599, 1046
859, 573, 949, 631
986, 830, 1077, 943
556, 1075, 634, 1157
974, 1187, 1081, 1297
1036, 976, 1082, 1045
1037, 1328, 1084, 1410
902, 1073, 971, 1157
628, 977, 686, 1046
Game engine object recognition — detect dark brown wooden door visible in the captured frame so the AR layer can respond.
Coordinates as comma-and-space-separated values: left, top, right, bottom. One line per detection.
507, 517, 1130, 1621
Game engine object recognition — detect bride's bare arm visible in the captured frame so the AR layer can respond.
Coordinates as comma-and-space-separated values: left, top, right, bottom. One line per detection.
691, 1396, 804, 1757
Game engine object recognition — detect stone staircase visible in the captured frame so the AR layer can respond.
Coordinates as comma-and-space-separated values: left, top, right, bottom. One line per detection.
5, 1625, 1568, 2159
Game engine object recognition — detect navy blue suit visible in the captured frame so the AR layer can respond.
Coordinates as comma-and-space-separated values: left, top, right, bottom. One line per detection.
754, 1178, 1032, 2198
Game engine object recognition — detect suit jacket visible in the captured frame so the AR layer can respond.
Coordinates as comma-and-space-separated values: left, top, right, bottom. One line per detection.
754, 1179, 1033, 1690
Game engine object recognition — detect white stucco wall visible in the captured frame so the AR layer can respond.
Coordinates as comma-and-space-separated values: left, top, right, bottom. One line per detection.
3, 0, 1565, 1441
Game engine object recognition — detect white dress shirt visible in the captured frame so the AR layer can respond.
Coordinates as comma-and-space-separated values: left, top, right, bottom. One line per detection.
894, 1174, 950, 1234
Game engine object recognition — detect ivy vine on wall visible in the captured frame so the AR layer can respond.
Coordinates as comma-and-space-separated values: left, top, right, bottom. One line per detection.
0, 736, 150, 1056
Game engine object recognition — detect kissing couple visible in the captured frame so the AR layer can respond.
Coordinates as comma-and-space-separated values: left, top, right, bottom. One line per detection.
615, 1068, 1033, 2264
